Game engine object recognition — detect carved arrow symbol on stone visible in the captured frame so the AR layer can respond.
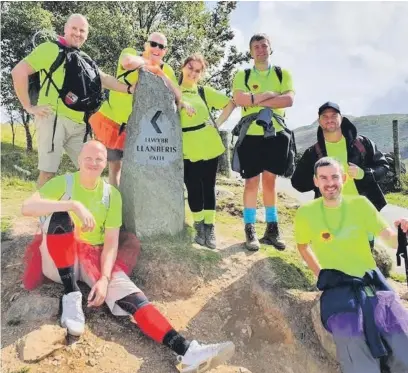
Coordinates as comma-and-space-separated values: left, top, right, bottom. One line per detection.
151, 111, 162, 134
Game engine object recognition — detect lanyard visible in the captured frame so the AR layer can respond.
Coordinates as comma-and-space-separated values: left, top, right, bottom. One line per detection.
253, 65, 272, 79
320, 199, 346, 237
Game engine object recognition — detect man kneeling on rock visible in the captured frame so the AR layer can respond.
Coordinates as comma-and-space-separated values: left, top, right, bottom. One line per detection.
21, 140, 234, 373
295, 157, 408, 373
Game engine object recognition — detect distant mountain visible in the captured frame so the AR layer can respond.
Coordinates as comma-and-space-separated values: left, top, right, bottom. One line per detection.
294, 114, 408, 160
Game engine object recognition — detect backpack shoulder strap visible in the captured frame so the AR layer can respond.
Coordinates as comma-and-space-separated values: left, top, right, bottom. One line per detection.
354, 136, 367, 158
273, 65, 283, 84
198, 85, 218, 128
49, 43, 66, 74
101, 180, 111, 209
61, 173, 74, 201
41, 43, 66, 95
314, 142, 324, 159
244, 68, 251, 91
198, 85, 206, 104
117, 69, 135, 86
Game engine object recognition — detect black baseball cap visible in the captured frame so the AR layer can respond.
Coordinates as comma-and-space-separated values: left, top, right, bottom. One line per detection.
318, 102, 341, 116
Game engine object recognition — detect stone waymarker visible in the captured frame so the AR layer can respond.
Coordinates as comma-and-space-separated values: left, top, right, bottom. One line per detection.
120, 70, 184, 238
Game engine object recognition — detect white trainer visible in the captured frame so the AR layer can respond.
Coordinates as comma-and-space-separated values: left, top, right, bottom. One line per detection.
61, 291, 85, 336
177, 340, 235, 373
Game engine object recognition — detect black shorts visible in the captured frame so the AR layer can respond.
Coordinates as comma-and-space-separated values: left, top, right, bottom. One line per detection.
237, 132, 290, 179
107, 148, 124, 162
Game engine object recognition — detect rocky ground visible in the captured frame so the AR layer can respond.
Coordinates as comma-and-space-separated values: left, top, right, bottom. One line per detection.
2, 180, 407, 373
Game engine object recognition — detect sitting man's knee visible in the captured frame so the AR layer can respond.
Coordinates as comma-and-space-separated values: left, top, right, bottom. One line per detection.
116, 291, 149, 314
47, 212, 74, 235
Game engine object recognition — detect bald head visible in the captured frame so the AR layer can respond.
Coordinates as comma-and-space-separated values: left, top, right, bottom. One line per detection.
78, 140, 107, 177
66, 14, 88, 27
81, 140, 107, 156
64, 13, 89, 48
145, 32, 168, 64
148, 32, 167, 46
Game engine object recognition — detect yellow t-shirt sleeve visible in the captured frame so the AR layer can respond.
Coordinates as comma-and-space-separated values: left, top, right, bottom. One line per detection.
24, 42, 60, 72
39, 174, 66, 200
163, 64, 178, 85
358, 196, 388, 236
295, 207, 311, 244
117, 48, 138, 75
232, 70, 247, 93
105, 187, 122, 229
204, 86, 230, 110
280, 68, 294, 94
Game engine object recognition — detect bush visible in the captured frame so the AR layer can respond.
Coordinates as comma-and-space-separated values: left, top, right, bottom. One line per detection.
379, 152, 407, 194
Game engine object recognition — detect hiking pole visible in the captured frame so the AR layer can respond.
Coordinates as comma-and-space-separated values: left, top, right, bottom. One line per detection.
396, 225, 408, 288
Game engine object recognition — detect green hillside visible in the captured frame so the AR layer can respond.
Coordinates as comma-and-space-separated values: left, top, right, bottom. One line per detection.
294, 114, 408, 159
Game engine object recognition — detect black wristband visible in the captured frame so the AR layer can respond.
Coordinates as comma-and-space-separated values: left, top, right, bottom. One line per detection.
250, 93, 254, 105
127, 85, 132, 94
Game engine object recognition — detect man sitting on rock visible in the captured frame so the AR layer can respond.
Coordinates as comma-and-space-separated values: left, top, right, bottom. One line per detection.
294, 157, 408, 373
21, 140, 235, 373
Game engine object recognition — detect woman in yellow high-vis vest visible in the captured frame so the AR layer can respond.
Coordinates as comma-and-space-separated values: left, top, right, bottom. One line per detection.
179, 54, 236, 249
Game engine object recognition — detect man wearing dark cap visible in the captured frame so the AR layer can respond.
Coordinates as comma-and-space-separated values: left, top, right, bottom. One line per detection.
291, 102, 389, 228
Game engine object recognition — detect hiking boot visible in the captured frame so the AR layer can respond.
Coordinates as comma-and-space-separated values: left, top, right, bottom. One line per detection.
204, 224, 216, 249
61, 291, 85, 336
244, 223, 260, 251
193, 220, 206, 246
177, 340, 235, 373
369, 239, 375, 251
260, 222, 286, 251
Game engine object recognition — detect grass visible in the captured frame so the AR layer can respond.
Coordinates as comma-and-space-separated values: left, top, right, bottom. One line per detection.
1, 125, 76, 239
386, 173, 408, 208
11, 368, 30, 373
1, 124, 314, 291
216, 182, 315, 291
1, 124, 77, 183
262, 248, 316, 291
386, 193, 408, 208
390, 272, 408, 284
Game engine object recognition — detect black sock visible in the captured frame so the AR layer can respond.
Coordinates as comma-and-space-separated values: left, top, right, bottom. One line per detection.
58, 266, 80, 294
163, 329, 191, 356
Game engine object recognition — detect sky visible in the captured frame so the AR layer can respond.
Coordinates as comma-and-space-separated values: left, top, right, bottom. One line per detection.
219, 1, 408, 130
3, 1, 408, 129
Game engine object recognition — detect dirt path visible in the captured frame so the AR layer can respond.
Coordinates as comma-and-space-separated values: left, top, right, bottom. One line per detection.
1, 204, 342, 373
3, 180, 408, 373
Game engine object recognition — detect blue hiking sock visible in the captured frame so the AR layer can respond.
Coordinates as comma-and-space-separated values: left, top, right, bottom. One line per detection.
243, 208, 256, 224
265, 206, 278, 223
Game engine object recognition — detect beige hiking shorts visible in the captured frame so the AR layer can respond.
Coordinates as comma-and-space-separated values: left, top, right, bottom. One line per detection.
35, 112, 85, 173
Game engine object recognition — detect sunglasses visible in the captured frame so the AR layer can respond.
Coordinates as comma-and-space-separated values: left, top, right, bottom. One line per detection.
148, 41, 166, 50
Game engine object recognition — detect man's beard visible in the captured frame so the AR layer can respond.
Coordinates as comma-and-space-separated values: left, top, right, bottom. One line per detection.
322, 187, 341, 200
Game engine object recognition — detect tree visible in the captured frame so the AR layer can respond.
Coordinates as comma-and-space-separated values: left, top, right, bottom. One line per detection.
1, 1, 249, 150
1, 1, 54, 151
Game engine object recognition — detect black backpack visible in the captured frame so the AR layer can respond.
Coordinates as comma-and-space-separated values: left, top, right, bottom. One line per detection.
244, 65, 283, 91
30, 40, 103, 150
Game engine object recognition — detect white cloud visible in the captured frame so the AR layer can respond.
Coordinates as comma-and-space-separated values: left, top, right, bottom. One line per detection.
230, 1, 408, 128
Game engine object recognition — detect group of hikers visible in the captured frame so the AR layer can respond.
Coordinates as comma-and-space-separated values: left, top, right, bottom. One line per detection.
11, 13, 408, 373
